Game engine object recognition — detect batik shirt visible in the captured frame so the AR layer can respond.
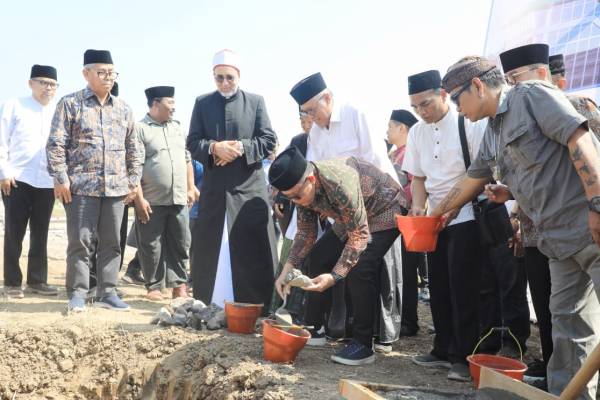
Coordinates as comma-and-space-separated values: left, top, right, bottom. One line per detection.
389, 145, 412, 205
287, 157, 408, 277
46, 87, 140, 197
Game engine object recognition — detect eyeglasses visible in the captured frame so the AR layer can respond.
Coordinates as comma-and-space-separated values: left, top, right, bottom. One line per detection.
32, 79, 59, 89
450, 82, 472, 106
214, 74, 236, 83
92, 70, 119, 80
300, 94, 325, 117
504, 66, 538, 85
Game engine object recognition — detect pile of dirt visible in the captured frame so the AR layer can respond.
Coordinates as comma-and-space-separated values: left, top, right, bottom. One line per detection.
0, 325, 200, 399
0, 324, 303, 400
142, 334, 303, 399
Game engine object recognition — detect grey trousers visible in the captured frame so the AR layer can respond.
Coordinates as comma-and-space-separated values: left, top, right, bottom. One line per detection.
547, 243, 600, 399
65, 195, 125, 298
135, 205, 189, 291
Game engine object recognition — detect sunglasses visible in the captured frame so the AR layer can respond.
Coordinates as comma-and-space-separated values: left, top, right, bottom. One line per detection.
214, 74, 236, 83
450, 82, 472, 106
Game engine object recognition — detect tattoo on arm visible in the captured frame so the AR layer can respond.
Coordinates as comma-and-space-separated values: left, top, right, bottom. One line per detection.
570, 144, 583, 162
570, 140, 600, 188
438, 187, 462, 214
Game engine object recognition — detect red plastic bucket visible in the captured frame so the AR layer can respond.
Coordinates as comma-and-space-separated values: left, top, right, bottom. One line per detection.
224, 302, 263, 334
262, 319, 310, 363
396, 215, 442, 252
467, 354, 527, 388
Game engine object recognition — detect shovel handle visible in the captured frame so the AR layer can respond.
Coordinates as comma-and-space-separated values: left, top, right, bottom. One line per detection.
560, 342, 600, 399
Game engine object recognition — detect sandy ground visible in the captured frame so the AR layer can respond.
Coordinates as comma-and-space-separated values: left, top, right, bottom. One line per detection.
0, 206, 541, 399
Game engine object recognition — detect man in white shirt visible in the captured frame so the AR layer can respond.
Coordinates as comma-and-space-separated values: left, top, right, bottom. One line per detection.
283, 72, 402, 355
0, 65, 59, 299
296, 73, 397, 179
402, 70, 486, 381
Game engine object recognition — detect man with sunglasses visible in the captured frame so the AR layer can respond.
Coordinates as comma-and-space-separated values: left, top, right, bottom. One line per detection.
0, 64, 60, 299
270, 147, 408, 365
494, 43, 600, 391
47, 49, 140, 312
402, 69, 488, 382
187, 49, 278, 310
435, 55, 600, 399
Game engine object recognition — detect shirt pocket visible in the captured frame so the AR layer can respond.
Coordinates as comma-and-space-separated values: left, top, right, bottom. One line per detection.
145, 135, 167, 159
504, 123, 539, 170
70, 137, 101, 173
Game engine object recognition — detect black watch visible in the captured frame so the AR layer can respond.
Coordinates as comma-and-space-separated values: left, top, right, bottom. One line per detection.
330, 272, 344, 283
589, 196, 600, 213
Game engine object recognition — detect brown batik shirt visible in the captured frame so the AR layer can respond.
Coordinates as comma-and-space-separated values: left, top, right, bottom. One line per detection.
286, 157, 408, 277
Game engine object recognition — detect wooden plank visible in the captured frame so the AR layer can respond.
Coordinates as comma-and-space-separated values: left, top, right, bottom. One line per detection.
479, 367, 558, 400
339, 379, 472, 399
339, 379, 386, 400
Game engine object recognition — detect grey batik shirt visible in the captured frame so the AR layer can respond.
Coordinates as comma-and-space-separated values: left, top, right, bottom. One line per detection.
468, 81, 598, 260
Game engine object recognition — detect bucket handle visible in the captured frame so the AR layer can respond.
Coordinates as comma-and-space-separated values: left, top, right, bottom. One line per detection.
471, 327, 523, 362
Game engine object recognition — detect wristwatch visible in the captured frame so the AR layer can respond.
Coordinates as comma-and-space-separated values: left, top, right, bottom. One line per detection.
330, 271, 344, 283
588, 196, 600, 213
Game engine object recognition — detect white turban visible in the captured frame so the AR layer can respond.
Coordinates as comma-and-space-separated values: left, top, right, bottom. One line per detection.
212, 49, 240, 73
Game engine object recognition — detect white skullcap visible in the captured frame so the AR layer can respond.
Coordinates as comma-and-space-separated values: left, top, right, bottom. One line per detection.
212, 49, 240, 72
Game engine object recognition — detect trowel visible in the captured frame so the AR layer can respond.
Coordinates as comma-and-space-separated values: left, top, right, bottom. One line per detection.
274, 295, 293, 326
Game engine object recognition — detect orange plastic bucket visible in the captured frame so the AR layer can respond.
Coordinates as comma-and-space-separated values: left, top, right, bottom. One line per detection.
396, 215, 442, 252
224, 302, 263, 334
467, 354, 527, 388
262, 319, 310, 363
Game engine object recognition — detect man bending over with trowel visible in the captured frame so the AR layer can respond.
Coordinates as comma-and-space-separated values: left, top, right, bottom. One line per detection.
270, 147, 408, 366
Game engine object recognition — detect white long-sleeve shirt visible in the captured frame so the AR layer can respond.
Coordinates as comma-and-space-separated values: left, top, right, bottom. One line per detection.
0, 96, 55, 188
306, 100, 398, 182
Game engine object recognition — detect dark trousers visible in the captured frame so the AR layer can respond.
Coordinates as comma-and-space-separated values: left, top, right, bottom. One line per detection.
401, 238, 425, 331
478, 243, 530, 353
525, 247, 552, 368
90, 205, 129, 288
304, 228, 399, 347
135, 205, 189, 290
2, 181, 54, 287
65, 195, 124, 298
428, 221, 481, 365
304, 228, 345, 330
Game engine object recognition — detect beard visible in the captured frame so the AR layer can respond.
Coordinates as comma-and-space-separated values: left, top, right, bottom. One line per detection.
218, 86, 239, 99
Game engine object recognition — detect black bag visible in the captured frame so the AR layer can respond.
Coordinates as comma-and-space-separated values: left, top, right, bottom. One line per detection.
458, 116, 513, 246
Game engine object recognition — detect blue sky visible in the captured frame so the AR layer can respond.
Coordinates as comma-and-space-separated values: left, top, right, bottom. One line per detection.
0, 0, 492, 147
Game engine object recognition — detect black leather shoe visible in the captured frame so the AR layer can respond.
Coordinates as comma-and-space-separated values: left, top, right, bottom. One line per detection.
400, 324, 419, 337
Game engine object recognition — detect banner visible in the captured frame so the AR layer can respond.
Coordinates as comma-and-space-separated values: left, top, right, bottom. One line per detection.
484, 0, 600, 100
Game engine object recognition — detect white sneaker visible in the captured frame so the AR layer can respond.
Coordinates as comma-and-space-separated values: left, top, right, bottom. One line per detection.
307, 326, 327, 346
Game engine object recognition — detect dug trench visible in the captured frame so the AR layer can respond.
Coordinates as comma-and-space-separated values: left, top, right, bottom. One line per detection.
0, 212, 543, 399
